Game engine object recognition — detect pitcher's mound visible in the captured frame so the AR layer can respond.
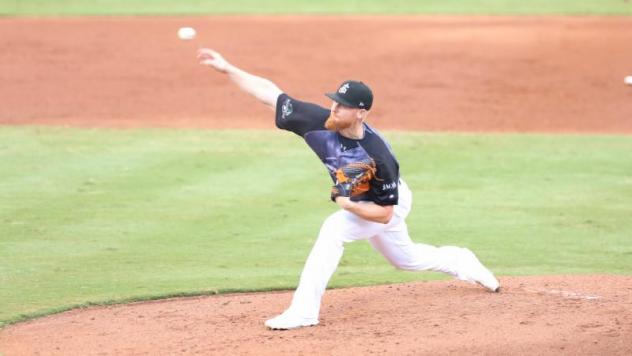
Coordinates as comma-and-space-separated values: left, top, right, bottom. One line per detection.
1, 275, 631, 355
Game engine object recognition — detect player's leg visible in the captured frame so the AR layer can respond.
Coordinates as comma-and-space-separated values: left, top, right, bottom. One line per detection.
368, 220, 500, 292
369, 178, 499, 291
265, 208, 387, 329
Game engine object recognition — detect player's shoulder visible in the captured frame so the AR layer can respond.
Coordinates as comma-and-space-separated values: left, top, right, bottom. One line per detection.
276, 93, 329, 118
276, 93, 293, 120
275, 93, 330, 136
360, 124, 398, 161
277, 93, 327, 110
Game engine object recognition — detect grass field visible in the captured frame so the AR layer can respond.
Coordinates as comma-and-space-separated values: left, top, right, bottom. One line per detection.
1, 127, 631, 326
1, 0, 631, 16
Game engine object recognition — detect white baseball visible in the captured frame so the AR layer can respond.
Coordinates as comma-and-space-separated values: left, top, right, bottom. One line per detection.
625, 76, 632, 86
177, 27, 196, 41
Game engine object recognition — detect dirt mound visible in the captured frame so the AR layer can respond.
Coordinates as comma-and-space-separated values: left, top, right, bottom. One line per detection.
1, 16, 631, 132
1, 275, 631, 355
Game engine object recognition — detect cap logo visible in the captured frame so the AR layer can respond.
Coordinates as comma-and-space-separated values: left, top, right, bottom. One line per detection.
338, 83, 350, 94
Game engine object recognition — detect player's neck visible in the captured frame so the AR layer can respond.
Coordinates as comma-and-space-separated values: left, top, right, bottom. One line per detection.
338, 122, 365, 140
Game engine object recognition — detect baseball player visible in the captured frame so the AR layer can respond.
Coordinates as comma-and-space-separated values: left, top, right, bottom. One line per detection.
198, 48, 500, 330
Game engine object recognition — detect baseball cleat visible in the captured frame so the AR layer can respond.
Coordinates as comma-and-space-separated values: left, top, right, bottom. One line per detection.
265, 311, 319, 330
459, 248, 501, 293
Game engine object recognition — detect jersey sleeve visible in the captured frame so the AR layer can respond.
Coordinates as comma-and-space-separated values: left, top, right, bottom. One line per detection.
370, 155, 400, 206
275, 93, 329, 137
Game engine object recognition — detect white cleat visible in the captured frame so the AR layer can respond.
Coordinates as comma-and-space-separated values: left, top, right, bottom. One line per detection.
265, 311, 319, 330
458, 248, 501, 293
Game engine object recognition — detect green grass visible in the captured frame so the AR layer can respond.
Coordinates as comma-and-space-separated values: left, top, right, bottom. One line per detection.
0, 127, 631, 327
1, 0, 631, 16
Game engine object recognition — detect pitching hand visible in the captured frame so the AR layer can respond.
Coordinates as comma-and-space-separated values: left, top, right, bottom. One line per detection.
198, 48, 230, 73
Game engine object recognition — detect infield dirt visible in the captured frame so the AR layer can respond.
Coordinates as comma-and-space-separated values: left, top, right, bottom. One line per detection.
1, 276, 631, 355
1, 16, 631, 356
1, 16, 631, 132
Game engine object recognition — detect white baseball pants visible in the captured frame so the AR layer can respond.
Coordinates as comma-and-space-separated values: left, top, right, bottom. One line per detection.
286, 179, 473, 319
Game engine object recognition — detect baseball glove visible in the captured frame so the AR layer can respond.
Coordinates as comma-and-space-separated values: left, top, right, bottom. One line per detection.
330, 159, 378, 201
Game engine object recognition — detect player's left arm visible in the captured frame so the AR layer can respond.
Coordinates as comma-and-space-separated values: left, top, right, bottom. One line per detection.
334, 197, 394, 224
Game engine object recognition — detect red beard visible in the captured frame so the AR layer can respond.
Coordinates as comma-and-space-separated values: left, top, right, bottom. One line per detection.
325, 115, 351, 131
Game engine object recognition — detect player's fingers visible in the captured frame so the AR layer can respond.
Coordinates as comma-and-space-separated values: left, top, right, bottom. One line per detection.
198, 53, 220, 63
197, 48, 219, 56
197, 50, 212, 59
207, 49, 221, 57
197, 48, 214, 59
199, 59, 218, 67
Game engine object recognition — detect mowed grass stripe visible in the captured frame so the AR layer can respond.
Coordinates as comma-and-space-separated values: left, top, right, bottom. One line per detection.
0, 127, 630, 326
1, 0, 631, 16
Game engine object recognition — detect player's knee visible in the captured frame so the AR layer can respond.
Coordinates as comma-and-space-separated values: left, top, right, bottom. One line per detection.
395, 263, 419, 271
383, 258, 419, 271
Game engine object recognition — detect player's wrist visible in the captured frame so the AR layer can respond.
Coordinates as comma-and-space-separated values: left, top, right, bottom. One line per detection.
334, 196, 353, 209
223, 62, 235, 74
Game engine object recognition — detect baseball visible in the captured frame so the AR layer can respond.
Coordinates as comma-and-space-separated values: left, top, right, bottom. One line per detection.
625, 76, 632, 86
177, 27, 196, 41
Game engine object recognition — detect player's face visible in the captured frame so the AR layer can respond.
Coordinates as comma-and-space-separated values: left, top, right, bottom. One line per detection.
326, 101, 358, 131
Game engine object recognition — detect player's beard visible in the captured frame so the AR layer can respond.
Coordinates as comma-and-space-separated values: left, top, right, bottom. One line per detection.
325, 115, 351, 131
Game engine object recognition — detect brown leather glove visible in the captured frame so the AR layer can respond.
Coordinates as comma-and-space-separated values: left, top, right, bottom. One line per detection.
330, 159, 377, 201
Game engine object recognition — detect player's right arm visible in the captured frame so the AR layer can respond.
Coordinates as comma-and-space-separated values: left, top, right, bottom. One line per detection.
198, 48, 282, 111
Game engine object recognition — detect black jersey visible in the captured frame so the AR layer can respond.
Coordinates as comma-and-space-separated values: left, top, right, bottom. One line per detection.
275, 93, 400, 206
